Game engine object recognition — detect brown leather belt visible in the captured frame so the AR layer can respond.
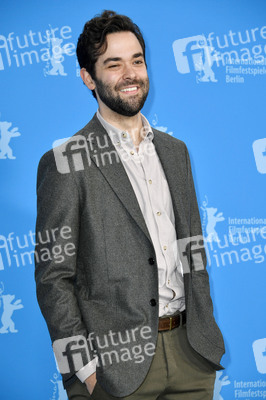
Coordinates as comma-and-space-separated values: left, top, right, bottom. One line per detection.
158, 311, 186, 331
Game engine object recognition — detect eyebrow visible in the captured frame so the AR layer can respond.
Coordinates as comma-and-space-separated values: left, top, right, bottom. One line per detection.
103, 52, 144, 65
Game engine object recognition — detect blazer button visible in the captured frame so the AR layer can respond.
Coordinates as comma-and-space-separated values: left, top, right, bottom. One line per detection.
148, 258, 155, 265
150, 299, 157, 307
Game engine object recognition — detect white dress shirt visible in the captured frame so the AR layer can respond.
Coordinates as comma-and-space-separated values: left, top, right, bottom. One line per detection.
76, 110, 185, 382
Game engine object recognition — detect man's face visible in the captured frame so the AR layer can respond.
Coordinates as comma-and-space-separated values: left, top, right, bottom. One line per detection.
93, 31, 149, 117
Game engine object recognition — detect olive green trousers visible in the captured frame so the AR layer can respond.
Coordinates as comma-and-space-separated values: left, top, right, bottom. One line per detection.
66, 325, 216, 400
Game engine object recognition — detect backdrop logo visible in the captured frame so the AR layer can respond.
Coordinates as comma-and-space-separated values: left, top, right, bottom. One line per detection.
0, 282, 23, 334
200, 196, 266, 268
172, 35, 220, 82
253, 338, 266, 374
213, 371, 231, 400
50, 372, 67, 400
51, 354, 68, 400
43, 35, 73, 77
201, 196, 225, 242
0, 118, 21, 159
0, 25, 75, 72
151, 114, 174, 136
253, 138, 266, 174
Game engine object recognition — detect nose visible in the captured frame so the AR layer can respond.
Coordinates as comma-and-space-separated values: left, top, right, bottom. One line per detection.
122, 63, 137, 80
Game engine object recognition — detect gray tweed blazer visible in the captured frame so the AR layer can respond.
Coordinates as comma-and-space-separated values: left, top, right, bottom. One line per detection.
35, 113, 225, 397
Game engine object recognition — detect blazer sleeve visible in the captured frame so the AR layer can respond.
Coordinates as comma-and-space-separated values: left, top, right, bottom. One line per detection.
183, 144, 225, 365
34, 150, 93, 377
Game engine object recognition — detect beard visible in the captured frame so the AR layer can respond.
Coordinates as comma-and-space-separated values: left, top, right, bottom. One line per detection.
94, 76, 149, 117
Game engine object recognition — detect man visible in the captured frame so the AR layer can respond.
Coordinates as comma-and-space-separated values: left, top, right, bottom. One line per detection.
35, 10, 225, 400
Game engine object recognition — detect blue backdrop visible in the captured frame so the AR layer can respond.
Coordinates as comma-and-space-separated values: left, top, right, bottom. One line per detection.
1, 1, 265, 399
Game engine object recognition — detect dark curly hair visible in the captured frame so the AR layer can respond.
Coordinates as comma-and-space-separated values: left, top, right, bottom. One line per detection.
76, 10, 146, 99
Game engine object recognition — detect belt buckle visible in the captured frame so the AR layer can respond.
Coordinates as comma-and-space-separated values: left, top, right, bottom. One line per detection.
169, 316, 173, 330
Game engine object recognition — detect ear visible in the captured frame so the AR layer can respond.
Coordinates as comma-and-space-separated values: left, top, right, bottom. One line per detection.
80, 68, 96, 91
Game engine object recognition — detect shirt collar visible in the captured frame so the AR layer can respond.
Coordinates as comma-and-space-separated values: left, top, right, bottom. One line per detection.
96, 109, 154, 147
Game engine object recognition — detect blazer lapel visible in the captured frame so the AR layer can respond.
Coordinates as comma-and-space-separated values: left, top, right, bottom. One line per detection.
82, 114, 153, 245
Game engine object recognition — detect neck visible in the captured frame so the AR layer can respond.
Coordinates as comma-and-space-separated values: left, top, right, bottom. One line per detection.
98, 105, 143, 147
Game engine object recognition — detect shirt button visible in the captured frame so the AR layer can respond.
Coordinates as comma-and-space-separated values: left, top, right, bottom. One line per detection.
122, 132, 127, 138
148, 179, 152, 184
165, 304, 168, 308
163, 245, 167, 251
150, 299, 157, 307
156, 211, 161, 216
168, 279, 170, 284
130, 151, 134, 155
148, 258, 155, 265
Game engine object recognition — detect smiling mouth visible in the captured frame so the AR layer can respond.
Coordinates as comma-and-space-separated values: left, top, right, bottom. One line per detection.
120, 86, 139, 93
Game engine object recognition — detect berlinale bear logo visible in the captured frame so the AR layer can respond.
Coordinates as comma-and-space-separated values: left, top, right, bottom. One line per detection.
0, 119, 21, 160
0, 282, 24, 333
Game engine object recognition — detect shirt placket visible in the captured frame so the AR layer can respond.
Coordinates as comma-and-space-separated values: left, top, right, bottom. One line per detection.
140, 143, 178, 307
